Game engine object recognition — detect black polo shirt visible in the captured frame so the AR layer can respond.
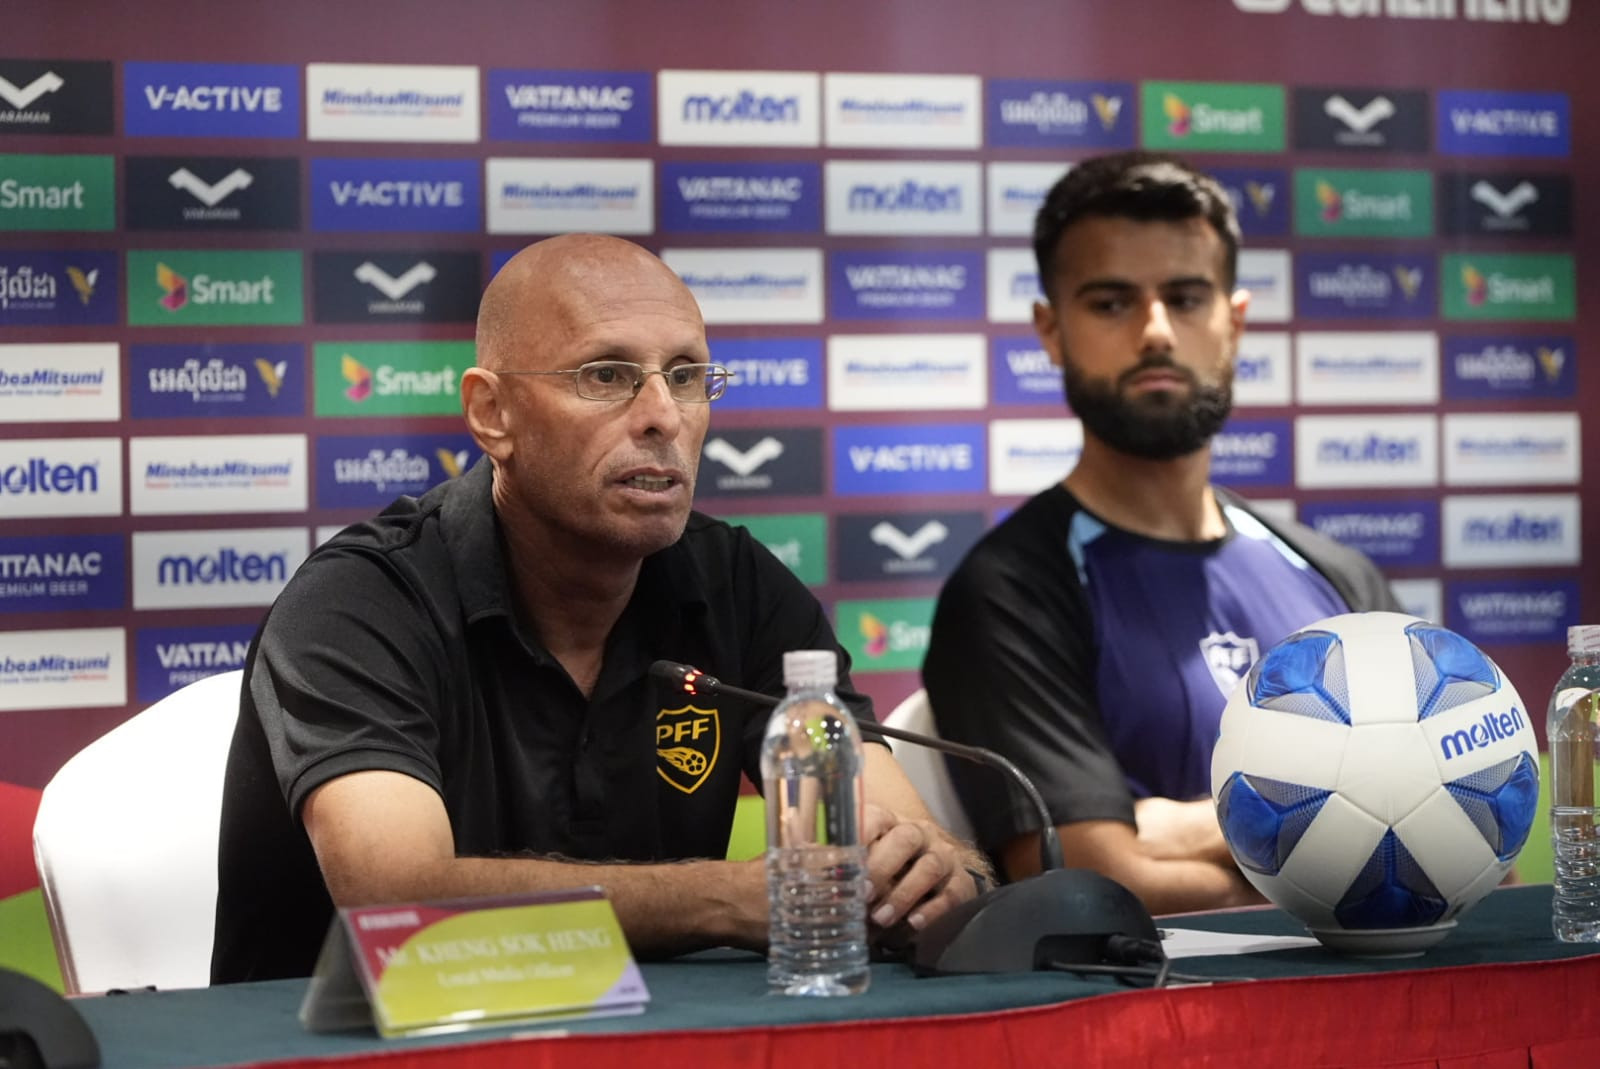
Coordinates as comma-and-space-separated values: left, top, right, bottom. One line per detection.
211, 458, 873, 983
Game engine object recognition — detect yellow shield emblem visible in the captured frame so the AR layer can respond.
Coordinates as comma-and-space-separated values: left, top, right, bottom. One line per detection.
656, 704, 720, 795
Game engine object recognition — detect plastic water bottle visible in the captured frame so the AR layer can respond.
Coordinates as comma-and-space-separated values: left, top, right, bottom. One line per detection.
1549, 624, 1600, 941
760, 649, 870, 996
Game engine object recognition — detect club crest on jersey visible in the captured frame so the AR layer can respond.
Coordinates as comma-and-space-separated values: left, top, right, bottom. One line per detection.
656, 704, 720, 794
1200, 631, 1259, 698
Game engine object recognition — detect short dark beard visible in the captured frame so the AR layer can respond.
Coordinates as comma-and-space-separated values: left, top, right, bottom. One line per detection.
1062, 354, 1233, 460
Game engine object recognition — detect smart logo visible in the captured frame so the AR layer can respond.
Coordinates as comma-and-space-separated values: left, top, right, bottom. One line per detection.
718, 513, 827, 586
1293, 88, 1429, 152
658, 70, 820, 147
125, 156, 300, 231
0, 60, 113, 135
1296, 252, 1434, 319
1294, 168, 1433, 238
825, 160, 981, 236
130, 343, 304, 419
698, 428, 822, 498
1443, 335, 1574, 401
312, 158, 480, 233
488, 68, 651, 142
1448, 578, 1577, 647
133, 528, 308, 610
1443, 412, 1578, 487
315, 342, 472, 417
986, 79, 1134, 149
0, 437, 121, 518
1209, 167, 1290, 237
1443, 493, 1579, 569
1295, 414, 1438, 489
1437, 90, 1569, 158
0, 342, 120, 424
1443, 253, 1573, 321
129, 250, 302, 327
1299, 499, 1439, 567
0, 153, 113, 230
0, 251, 117, 326
661, 161, 819, 234
833, 424, 985, 496
1440, 173, 1571, 237
135, 624, 256, 704
1141, 81, 1285, 152
486, 158, 654, 235
1209, 419, 1292, 487
709, 338, 823, 412
836, 598, 935, 673
317, 434, 478, 508
0, 628, 125, 713
0, 534, 125, 614
992, 336, 1064, 406
989, 419, 1082, 495
824, 73, 981, 149
314, 251, 480, 324
124, 62, 299, 139
663, 248, 823, 325
830, 250, 983, 321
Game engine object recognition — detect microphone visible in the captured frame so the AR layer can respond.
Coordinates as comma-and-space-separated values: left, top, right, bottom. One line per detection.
648, 659, 1161, 976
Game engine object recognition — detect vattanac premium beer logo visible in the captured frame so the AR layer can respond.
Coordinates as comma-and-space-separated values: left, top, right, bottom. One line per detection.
1140, 81, 1284, 153
128, 250, 303, 326
0, 60, 114, 135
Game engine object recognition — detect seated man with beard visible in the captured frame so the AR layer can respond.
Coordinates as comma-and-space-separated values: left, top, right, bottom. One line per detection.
924, 153, 1398, 914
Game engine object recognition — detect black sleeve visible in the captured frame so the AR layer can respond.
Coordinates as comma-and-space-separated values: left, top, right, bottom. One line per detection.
922, 514, 1135, 855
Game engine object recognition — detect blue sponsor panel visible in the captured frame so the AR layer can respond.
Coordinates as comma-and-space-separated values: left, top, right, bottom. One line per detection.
1436, 90, 1570, 159
310, 158, 482, 232
986, 78, 1135, 148
129, 344, 305, 419
316, 434, 478, 509
135, 623, 256, 704
1448, 577, 1578, 646
1296, 252, 1435, 320
833, 423, 986, 496
992, 336, 1063, 406
1298, 498, 1439, 568
0, 534, 124, 613
0, 250, 118, 326
488, 68, 651, 142
829, 250, 983, 321
1442, 335, 1575, 401
1208, 166, 1290, 238
124, 62, 300, 139
661, 161, 820, 233
711, 337, 822, 411
1210, 418, 1292, 487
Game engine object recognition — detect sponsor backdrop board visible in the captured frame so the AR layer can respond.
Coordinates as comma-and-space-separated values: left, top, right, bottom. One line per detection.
0, 4, 1593, 965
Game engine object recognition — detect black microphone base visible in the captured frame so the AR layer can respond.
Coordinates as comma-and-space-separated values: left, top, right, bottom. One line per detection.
908, 868, 1160, 976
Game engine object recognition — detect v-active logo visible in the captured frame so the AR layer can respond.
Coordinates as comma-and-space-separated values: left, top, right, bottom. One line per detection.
993, 337, 1064, 406
1299, 499, 1438, 567
825, 161, 981, 235
658, 70, 819, 146
987, 79, 1133, 148
834, 423, 985, 496
313, 251, 480, 324
1295, 168, 1433, 238
0, 251, 117, 326
135, 624, 256, 704
125, 156, 301, 231
0, 60, 113, 135
1141, 81, 1285, 152
719, 513, 827, 586
837, 598, 935, 673
489, 68, 651, 142
0, 534, 124, 614
312, 158, 480, 233
836, 511, 984, 582
133, 528, 308, 610
0, 438, 121, 518
317, 434, 477, 508
0, 342, 119, 424
0, 153, 113, 230
1444, 253, 1574, 321
1437, 90, 1569, 158
830, 250, 983, 320
124, 62, 299, 139
1297, 252, 1434, 319
1439, 706, 1526, 761
698, 428, 822, 498
1440, 173, 1571, 237
129, 250, 302, 327
1449, 578, 1576, 646
1443, 335, 1574, 401
1209, 167, 1290, 237
1210, 419, 1291, 487
315, 342, 472, 417
1293, 88, 1429, 152
131, 344, 303, 419
661, 161, 819, 233
709, 337, 822, 411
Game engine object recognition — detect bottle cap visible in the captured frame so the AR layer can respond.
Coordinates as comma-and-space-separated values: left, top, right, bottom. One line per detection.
782, 649, 838, 690
1568, 626, 1600, 656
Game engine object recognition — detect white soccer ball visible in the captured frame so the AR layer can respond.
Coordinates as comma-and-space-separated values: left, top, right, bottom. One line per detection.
1211, 611, 1539, 955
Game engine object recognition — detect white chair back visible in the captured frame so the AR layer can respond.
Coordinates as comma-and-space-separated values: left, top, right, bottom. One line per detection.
32, 669, 242, 994
884, 689, 975, 842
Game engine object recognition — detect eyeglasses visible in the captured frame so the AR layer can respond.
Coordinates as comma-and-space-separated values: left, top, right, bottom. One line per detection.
498, 361, 732, 403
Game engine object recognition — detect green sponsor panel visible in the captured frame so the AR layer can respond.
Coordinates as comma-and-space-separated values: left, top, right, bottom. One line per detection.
836, 596, 934, 674
0, 889, 65, 993
1140, 81, 1284, 152
0, 154, 115, 231
127, 250, 303, 326
1294, 168, 1433, 238
314, 341, 475, 416
1442, 253, 1575, 321
719, 513, 827, 586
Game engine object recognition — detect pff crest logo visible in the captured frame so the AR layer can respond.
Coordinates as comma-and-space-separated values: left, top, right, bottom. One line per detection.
1201, 631, 1259, 698
657, 703, 720, 794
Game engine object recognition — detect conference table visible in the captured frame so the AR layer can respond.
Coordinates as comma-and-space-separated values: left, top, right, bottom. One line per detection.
72, 885, 1600, 1069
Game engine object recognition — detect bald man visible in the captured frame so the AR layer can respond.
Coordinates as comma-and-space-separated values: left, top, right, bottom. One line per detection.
210, 235, 983, 984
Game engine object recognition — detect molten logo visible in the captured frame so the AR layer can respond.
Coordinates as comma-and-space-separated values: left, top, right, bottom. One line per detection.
860, 612, 889, 657
1163, 93, 1191, 137
157, 262, 187, 311
1462, 264, 1489, 307
1316, 180, 1342, 222
341, 354, 372, 401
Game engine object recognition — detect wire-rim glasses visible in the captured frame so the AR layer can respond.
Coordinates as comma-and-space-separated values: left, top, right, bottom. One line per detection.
498, 360, 732, 403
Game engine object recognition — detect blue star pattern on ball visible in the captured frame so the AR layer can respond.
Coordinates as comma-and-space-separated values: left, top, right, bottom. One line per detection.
1335, 830, 1448, 929
1407, 622, 1498, 721
1246, 629, 1351, 726
1215, 771, 1333, 876
1445, 752, 1539, 861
